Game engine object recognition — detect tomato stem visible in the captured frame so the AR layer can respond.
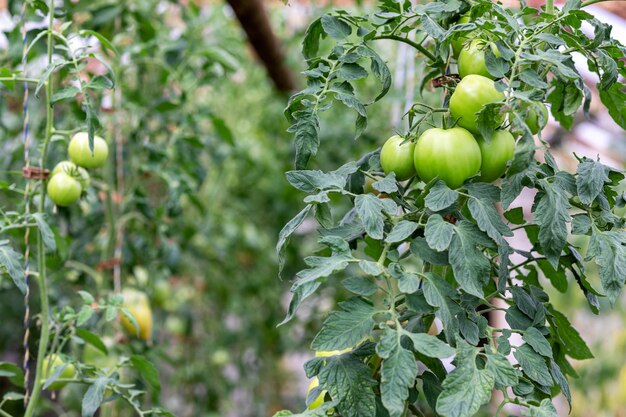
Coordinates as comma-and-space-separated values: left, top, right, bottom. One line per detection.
372, 35, 437, 62
23, 2, 55, 416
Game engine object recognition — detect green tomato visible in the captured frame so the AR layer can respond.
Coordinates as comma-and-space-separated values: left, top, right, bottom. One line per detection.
51, 161, 90, 190
458, 39, 501, 79
414, 127, 482, 189
68, 132, 109, 169
451, 13, 471, 58
380, 135, 416, 181
307, 377, 326, 410
42, 355, 76, 391
476, 130, 516, 182
47, 172, 82, 207
524, 103, 549, 135
449, 74, 505, 134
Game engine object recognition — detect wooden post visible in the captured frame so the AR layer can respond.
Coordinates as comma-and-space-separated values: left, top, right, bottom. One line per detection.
226, 0, 297, 93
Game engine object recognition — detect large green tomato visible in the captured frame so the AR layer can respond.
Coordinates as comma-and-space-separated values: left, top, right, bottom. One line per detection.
476, 130, 516, 182
51, 161, 90, 190
380, 135, 416, 181
42, 355, 76, 391
47, 172, 82, 206
524, 103, 549, 135
68, 132, 109, 169
414, 127, 482, 189
449, 74, 505, 134
451, 13, 471, 58
458, 40, 500, 79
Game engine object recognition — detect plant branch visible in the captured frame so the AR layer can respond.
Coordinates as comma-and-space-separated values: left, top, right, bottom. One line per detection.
372, 35, 437, 62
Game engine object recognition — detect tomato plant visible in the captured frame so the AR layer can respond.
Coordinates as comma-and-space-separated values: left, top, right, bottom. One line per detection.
279, 0, 626, 416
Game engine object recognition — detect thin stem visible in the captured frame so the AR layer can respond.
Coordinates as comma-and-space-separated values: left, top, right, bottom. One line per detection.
0, 77, 40, 84
0, 409, 14, 417
580, 0, 617, 7
372, 35, 437, 62
546, 0, 554, 14
23, 2, 55, 416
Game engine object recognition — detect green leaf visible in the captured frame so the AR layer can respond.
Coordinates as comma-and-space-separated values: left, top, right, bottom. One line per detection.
425, 181, 458, 211
587, 229, 626, 305
293, 111, 320, 170
410, 237, 448, 265
405, 331, 455, 359
75, 329, 108, 355
376, 330, 418, 417
82, 376, 109, 417
343, 277, 378, 296
76, 305, 94, 326
80, 30, 118, 55
32, 213, 56, 252
358, 260, 382, 276
0, 243, 26, 293
449, 221, 493, 297
302, 18, 325, 59
599, 83, 626, 129
373, 174, 398, 194
280, 281, 321, 326
513, 344, 553, 387
422, 273, 462, 343
523, 399, 558, 417
523, 327, 553, 358
537, 259, 567, 293
51, 86, 80, 104
576, 158, 610, 205
312, 298, 374, 351
386, 220, 418, 243
466, 184, 512, 244
0, 362, 24, 387
321, 15, 352, 39
319, 355, 376, 417
296, 254, 352, 287
286, 170, 347, 193
339, 63, 368, 80
355, 194, 397, 240
425, 215, 454, 252
436, 339, 495, 417
503, 207, 525, 225
534, 180, 571, 268
398, 272, 421, 294
130, 355, 161, 392
546, 306, 593, 360
277, 205, 313, 277
549, 359, 572, 408
485, 351, 519, 388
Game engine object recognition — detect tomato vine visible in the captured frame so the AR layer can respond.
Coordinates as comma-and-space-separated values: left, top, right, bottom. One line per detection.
278, 0, 626, 416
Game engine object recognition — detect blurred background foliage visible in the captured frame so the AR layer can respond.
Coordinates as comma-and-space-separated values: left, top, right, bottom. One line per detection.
0, 0, 625, 416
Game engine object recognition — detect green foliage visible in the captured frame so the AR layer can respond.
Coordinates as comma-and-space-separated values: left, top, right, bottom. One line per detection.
280, 0, 626, 416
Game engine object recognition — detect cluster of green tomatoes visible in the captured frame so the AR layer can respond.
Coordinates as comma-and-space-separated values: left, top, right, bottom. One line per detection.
379, 30, 548, 189
46, 132, 109, 207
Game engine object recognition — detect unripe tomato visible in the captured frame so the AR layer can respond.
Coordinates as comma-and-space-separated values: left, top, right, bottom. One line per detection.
42, 355, 76, 391
414, 127, 482, 189
458, 40, 501, 79
68, 132, 109, 169
451, 13, 471, 58
380, 135, 416, 181
476, 130, 515, 182
307, 377, 326, 410
120, 289, 153, 342
449, 74, 505, 134
51, 161, 90, 190
524, 103, 549, 135
47, 172, 82, 206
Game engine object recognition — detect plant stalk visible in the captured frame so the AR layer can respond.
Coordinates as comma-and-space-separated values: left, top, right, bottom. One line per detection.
23, 1, 55, 416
